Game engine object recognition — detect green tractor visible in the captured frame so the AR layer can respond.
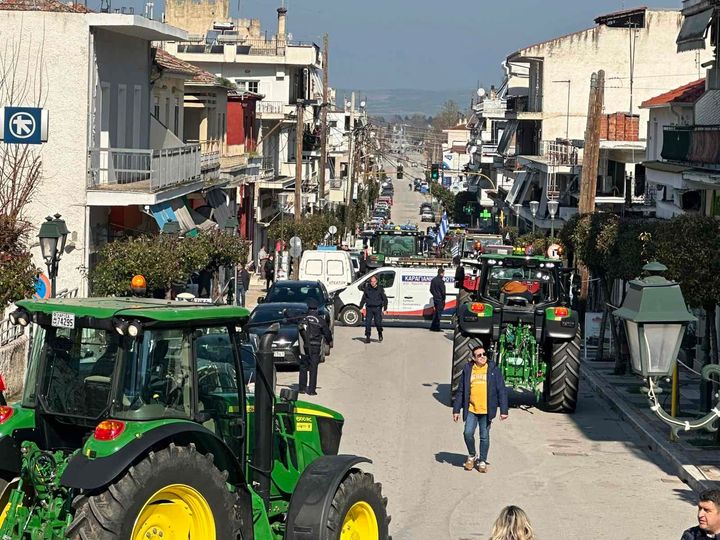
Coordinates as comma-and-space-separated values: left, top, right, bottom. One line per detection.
451, 252, 581, 413
0, 297, 389, 539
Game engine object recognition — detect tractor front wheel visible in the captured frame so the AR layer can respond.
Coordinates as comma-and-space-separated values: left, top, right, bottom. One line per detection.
450, 327, 482, 406
326, 471, 390, 540
543, 334, 581, 413
67, 443, 242, 540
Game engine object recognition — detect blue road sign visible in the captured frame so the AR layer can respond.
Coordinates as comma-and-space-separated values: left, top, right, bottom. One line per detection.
0, 107, 48, 144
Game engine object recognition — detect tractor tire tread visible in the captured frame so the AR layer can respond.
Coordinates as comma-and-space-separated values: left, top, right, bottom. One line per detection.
450, 327, 481, 406
326, 471, 390, 540
544, 334, 581, 413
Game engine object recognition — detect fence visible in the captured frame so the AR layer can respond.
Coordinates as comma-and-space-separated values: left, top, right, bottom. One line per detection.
256, 101, 285, 116
0, 319, 22, 348
541, 140, 581, 166
88, 145, 201, 191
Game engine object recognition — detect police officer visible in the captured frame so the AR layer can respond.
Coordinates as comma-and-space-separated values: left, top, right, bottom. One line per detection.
297, 299, 333, 395
359, 275, 388, 344
429, 267, 446, 332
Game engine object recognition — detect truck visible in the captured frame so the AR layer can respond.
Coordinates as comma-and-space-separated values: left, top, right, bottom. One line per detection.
450, 252, 580, 413
0, 295, 389, 539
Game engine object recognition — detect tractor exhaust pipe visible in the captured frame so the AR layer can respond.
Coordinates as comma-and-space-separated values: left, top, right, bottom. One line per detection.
253, 322, 279, 510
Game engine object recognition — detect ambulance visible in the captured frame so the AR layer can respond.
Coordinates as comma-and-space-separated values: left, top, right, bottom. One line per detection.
334, 265, 458, 326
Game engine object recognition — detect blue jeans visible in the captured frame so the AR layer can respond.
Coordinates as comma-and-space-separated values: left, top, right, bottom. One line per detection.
463, 412, 490, 461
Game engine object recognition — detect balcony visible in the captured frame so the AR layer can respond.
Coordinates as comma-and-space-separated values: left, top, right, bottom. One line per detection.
260, 156, 275, 180
473, 98, 508, 117
256, 101, 285, 118
87, 145, 201, 191
661, 126, 720, 171
171, 38, 320, 67
195, 140, 220, 170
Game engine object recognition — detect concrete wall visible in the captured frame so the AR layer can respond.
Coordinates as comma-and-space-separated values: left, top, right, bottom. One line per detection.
0, 12, 91, 296
0, 337, 28, 402
152, 73, 186, 139
517, 10, 711, 143
188, 61, 297, 104
165, 0, 229, 37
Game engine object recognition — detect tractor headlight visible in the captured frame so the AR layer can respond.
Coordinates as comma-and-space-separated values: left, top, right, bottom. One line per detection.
127, 320, 143, 337
9, 309, 30, 327
113, 317, 129, 336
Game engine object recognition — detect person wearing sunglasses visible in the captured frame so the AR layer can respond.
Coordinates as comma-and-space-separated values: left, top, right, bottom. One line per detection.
452, 345, 509, 472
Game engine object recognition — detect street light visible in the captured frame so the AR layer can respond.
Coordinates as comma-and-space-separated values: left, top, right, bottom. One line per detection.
547, 199, 559, 239
613, 263, 715, 438
38, 214, 69, 298
529, 200, 540, 234
513, 203, 522, 228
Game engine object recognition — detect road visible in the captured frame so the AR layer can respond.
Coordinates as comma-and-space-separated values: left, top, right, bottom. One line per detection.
277, 327, 695, 539
382, 151, 435, 228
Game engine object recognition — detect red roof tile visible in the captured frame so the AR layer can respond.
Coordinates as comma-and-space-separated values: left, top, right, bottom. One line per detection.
640, 79, 705, 108
0, 0, 91, 12
154, 48, 199, 77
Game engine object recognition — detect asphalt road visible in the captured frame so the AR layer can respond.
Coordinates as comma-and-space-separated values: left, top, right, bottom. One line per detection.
382, 152, 435, 228
277, 326, 696, 539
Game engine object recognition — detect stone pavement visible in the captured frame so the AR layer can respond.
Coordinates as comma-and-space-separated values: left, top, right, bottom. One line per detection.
584, 359, 720, 492
243, 272, 269, 310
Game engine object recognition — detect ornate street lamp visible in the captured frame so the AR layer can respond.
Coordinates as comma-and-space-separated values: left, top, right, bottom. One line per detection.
38, 214, 69, 298
547, 199, 559, 239
613, 262, 718, 437
529, 200, 540, 234
513, 203, 522, 228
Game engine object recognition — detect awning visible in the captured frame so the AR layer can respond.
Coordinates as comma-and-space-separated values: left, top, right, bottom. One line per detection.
206, 188, 232, 228
505, 171, 527, 205
497, 120, 518, 155
677, 8, 714, 53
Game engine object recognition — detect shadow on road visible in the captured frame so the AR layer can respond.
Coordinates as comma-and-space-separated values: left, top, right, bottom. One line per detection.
430, 383, 451, 406
434, 451, 468, 468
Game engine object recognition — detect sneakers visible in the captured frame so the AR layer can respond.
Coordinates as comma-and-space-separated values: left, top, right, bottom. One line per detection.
463, 456, 475, 471
364, 337, 371, 344
306, 390, 317, 396
476, 461, 488, 473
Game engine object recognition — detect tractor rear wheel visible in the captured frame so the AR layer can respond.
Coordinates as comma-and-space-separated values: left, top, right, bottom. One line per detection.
543, 334, 581, 413
67, 443, 242, 540
326, 471, 390, 540
450, 327, 481, 406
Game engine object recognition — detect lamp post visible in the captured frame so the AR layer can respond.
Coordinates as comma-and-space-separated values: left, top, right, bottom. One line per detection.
513, 203, 522, 229
38, 214, 69, 298
547, 199, 559, 239
613, 262, 713, 439
529, 200, 540, 234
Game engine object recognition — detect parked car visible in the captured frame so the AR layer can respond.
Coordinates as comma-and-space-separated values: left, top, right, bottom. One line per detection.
260, 280, 336, 335
419, 202, 432, 214
247, 303, 327, 366
420, 211, 435, 222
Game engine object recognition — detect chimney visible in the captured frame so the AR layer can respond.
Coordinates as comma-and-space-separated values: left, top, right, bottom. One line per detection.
277, 7, 287, 43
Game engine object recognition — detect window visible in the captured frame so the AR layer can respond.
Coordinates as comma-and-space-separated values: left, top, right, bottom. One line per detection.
305, 259, 322, 276
376, 271, 395, 289
248, 81, 259, 93
153, 95, 160, 118
235, 80, 247, 92
484, 266, 555, 305
133, 86, 142, 147
116, 84, 127, 147
164, 97, 170, 126
329, 120, 338, 128
173, 98, 180, 136
327, 260, 344, 276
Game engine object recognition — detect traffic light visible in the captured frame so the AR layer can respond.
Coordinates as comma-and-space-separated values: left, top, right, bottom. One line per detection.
431, 164, 439, 180
397, 164, 404, 179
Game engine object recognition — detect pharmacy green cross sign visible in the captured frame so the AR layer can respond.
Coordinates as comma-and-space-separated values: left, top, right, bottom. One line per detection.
479, 209, 492, 219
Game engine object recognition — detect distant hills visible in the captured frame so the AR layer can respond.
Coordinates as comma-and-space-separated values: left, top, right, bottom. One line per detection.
335, 88, 475, 118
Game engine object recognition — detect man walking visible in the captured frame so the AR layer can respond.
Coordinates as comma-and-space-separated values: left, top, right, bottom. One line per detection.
359, 275, 387, 344
258, 245, 268, 279
452, 345, 509, 473
681, 490, 720, 539
298, 299, 333, 395
264, 255, 275, 291
236, 263, 251, 307
429, 267, 446, 332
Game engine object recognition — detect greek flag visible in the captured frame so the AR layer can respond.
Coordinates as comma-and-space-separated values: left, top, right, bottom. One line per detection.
434, 211, 449, 246
451, 240, 461, 258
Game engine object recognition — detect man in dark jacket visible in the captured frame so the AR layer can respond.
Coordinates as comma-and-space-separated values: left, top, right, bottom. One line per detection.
452, 345, 509, 473
682, 490, 720, 539
429, 267, 446, 332
359, 275, 388, 344
264, 255, 275, 291
236, 263, 251, 307
298, 299, 333, 395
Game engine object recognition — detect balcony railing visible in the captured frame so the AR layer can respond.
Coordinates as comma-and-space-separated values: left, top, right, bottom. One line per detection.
87, 145, 201, 192
540, 140, 581, 166
256, 101, 285, 116
474, 98, 508, 116
662, 126, 720, 170
329, 178, 343, 189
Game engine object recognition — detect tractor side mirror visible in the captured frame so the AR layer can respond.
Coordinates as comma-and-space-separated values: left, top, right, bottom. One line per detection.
280, 388, 298, 402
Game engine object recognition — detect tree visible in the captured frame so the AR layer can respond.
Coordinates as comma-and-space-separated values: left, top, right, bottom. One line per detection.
431, 100, 463, 132
429, 182, 456, 220
267, 213, 342, 249
0, 215, 38, 306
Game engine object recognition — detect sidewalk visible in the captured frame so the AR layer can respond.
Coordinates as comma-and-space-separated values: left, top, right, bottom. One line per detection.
243, 272, 270, 310
584, 359, 720, 492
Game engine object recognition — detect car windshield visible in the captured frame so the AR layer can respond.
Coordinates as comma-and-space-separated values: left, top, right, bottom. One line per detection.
484, 265, 556, 305
249, 307, 305, 324
266, 285, 324, 304
374, 235, 418, 257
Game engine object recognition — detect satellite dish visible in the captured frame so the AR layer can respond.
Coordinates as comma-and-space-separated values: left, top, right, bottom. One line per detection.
477, 87, 486, 98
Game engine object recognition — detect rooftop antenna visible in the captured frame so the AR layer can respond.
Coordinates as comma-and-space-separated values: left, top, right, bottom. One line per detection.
100, 0, 110, 12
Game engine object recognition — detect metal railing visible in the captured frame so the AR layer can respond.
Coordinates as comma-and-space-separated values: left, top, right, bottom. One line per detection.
0, 318, 23, 348
540, 140, 581, 166
88, 145, 201, 191
329, 179, 343, 189
188, 139, 222, 170
475, 98, 508, 115
256, 101, 285, 115
662, 126, 720, 170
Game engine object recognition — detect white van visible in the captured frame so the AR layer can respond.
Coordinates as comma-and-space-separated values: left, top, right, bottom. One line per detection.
299, 249, 355, 292
334, 266, 458, 326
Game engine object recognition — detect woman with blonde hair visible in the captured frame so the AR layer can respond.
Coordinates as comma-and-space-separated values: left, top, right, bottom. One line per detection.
490, 505, 535, 540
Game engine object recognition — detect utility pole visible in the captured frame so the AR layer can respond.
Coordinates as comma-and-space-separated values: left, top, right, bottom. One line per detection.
345, 92, 356, 237
318, 33, 329, 205
294, 100, 304, 223
578, 70, 605, 301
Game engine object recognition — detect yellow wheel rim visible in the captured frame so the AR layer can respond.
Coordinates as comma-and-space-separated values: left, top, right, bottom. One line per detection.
131, 484, 215, 540
340, 501, 378, 540
0, 502, 10, 526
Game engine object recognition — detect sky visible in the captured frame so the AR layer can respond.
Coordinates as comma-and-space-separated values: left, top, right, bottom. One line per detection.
109, 0, 682, 91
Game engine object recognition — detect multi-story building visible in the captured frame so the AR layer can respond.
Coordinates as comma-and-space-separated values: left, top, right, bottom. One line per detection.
475, 7, 711, 231
164, 4, 324, 256
642, 0, 720, 219
0, 1, 243, 295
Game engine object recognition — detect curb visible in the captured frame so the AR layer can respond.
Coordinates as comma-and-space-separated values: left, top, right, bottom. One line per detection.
583, 364, 719, 493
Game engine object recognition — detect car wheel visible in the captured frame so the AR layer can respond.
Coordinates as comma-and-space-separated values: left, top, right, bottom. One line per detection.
341, 306, 361, 327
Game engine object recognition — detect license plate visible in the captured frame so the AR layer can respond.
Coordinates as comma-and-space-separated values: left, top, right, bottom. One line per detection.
51, 312, 75, 329
273, 351, 285, 358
